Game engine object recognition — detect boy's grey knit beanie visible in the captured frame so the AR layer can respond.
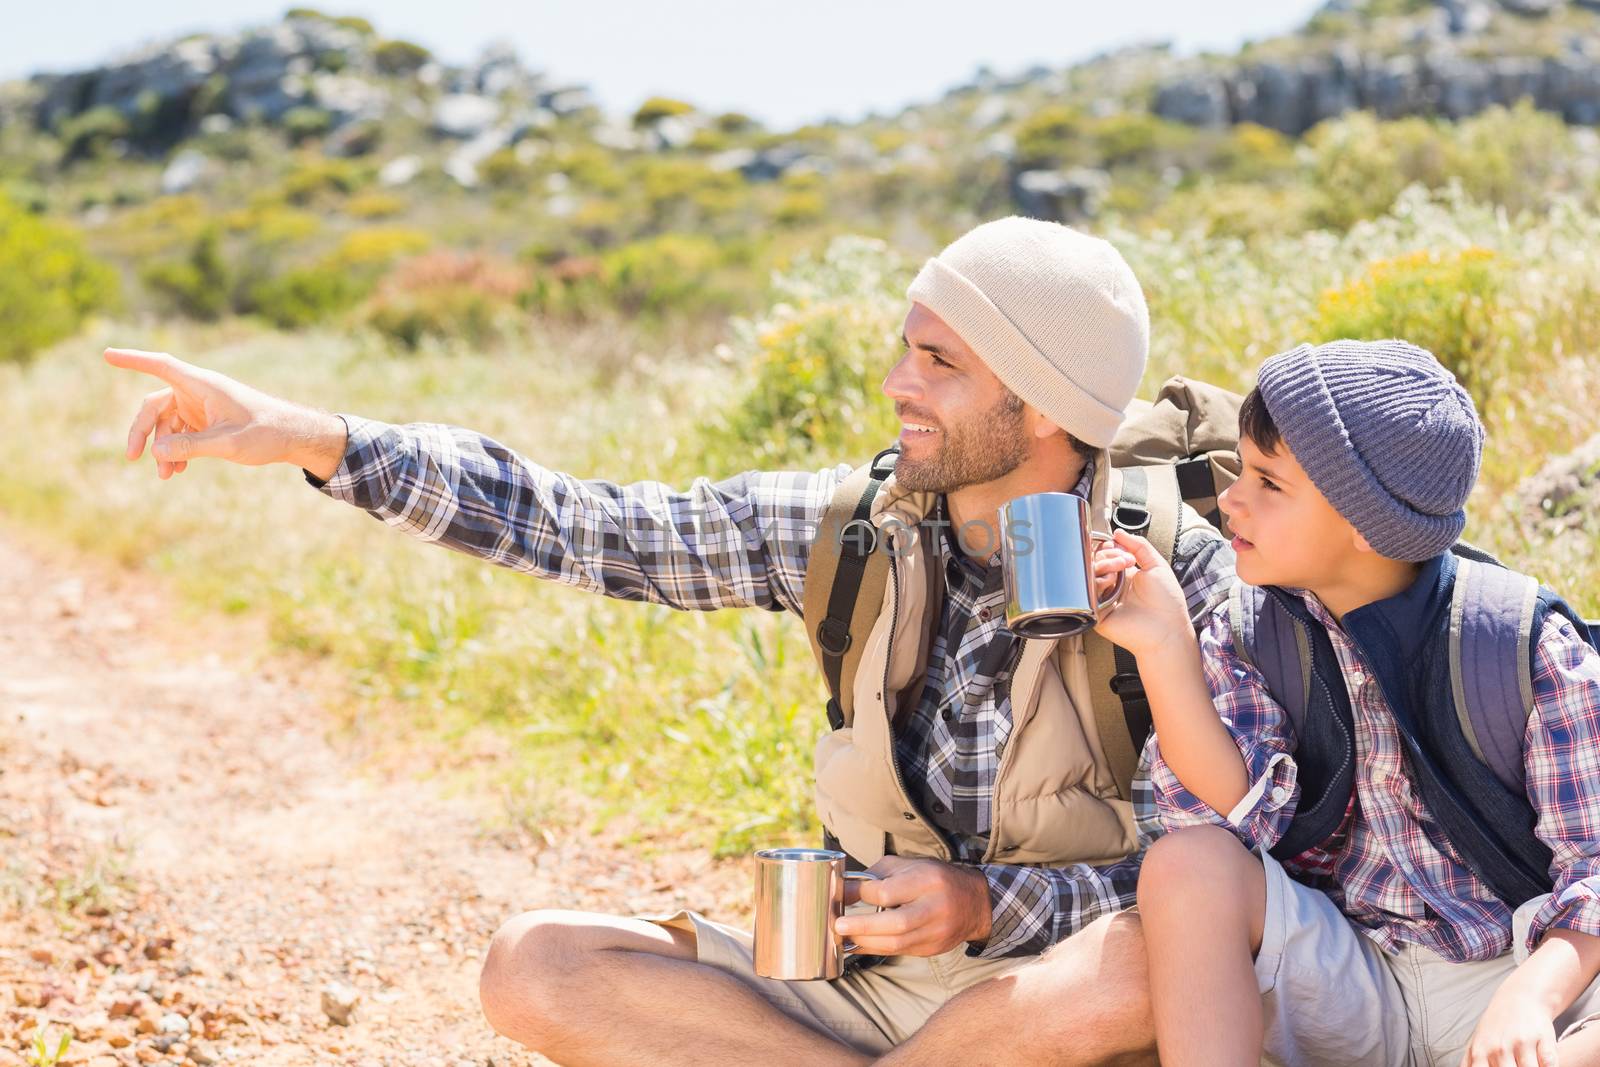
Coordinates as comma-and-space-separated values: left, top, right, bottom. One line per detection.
1255, 340, 1484, 562
906, 216, 1148, 448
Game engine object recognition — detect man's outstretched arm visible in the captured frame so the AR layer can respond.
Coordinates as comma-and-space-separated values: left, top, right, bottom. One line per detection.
106, 347, 847, 614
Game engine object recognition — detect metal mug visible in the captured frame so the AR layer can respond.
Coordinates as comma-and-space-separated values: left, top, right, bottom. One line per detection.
999, 491, 1126, 639
752, 847, 878, 981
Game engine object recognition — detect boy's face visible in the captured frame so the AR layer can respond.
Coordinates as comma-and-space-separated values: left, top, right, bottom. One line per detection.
1219, 435, 1370, 590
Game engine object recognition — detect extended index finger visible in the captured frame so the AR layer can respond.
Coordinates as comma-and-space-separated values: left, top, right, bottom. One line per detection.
104, 348, 203, 389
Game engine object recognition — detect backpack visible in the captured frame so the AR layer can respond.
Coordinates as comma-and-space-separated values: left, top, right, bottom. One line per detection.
801, 375, 1245, 802
1228, 545, 1600, 907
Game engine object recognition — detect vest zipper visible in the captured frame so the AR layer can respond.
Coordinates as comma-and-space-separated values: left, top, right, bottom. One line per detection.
981, 639, 1033, 863
882, 551, 952, 863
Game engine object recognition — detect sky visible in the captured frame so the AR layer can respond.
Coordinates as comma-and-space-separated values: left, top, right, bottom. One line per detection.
3, 1, 1326, 128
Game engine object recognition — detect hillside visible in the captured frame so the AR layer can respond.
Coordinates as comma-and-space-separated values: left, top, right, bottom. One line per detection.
1, 0, 1599, 354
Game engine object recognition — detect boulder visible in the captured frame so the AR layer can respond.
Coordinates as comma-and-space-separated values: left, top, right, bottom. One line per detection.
1499, 0, 1565, 14
1153, 74, 1231, 127
378, 154, 423, 186
160, 148, 212, 194
1011, 167, 1110, 221
431, 93, 499, 138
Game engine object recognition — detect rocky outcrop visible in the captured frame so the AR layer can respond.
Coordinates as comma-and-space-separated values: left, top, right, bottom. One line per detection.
1010, 167, 1111, 221
33, 17, 372, 132
25, 16, 582, 150
1155, 47, 1600, 133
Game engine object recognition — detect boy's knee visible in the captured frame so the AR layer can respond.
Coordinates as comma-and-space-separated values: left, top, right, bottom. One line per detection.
478, 909, 588, 1046
1137, 824, 1253, 910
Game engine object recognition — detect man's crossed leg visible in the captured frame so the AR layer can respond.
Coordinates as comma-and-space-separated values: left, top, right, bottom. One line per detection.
478, 907, 1156, 1066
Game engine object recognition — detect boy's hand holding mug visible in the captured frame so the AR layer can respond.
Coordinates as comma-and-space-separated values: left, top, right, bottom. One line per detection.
1090, 529, 1196, 659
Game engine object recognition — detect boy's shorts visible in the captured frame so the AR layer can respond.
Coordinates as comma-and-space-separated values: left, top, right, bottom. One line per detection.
645, 909, 1032, 1055
1255, 849, 1600, 1067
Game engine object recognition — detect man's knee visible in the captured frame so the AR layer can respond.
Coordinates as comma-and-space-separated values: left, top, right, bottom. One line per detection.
478, 909, 586, 1044
1136, 824, 1252, 910
477, 909, 696, 1046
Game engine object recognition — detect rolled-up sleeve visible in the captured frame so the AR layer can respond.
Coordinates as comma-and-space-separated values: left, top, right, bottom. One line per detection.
1148, 607, 1301, 850
308, 414, 847, 615
1522, 614, 1600, 953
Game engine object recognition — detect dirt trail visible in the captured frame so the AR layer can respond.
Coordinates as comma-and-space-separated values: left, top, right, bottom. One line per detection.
0, 526, 748, 1067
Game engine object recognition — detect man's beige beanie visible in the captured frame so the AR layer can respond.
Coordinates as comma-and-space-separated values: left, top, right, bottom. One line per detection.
905, 216, 1149, 448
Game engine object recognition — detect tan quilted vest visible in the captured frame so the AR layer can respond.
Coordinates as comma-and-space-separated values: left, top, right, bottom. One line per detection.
811, 456, 1140, 867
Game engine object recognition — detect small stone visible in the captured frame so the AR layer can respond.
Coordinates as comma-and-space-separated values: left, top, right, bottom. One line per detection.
158, 1012, 190, 1035
319, 982, 359, 1026
28, 947, 53, 964
137, 1016, 158, 1035
187, 1042, 217, 1065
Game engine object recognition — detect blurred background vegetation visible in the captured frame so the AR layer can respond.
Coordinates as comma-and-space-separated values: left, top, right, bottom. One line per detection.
3, 0, 1600, 854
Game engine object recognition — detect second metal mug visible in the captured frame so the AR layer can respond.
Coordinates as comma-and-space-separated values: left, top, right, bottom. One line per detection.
1000, 491, 1126, 639
752, 847, 877, 981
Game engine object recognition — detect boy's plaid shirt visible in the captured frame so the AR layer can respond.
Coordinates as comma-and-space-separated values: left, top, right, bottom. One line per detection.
313, 415, 1235, 959
1149, 588, 1600, 963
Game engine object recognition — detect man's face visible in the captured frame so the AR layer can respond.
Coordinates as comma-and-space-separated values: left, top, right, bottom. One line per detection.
882, 303, 1029, 494
1220, 434, 1365, 590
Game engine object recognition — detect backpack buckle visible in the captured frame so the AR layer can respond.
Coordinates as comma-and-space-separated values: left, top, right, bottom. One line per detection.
1109, 671, 1145, 697
817, 618, 853, 657
1111, 505, 1151, 535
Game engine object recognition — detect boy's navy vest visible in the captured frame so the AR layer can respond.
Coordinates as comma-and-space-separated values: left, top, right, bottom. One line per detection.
1227, 546, 1600, 909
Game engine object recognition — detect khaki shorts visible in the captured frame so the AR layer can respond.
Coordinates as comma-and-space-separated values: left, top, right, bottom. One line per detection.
1255, 849, 1600, 1067
646, 909, 1031, 1055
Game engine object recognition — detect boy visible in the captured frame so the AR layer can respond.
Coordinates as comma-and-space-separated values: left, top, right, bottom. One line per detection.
1093, 340, 1600, 1066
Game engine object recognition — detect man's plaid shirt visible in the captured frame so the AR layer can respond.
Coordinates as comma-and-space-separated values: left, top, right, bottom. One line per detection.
311, 415, 1235, 958
1150, 589, 1600, 963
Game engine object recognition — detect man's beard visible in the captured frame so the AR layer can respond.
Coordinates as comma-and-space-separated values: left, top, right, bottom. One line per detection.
895, 390, 1029, 494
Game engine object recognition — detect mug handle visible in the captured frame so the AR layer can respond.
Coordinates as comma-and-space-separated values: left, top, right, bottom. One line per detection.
841, 870, 881, 954
1089, 531, 1127, 614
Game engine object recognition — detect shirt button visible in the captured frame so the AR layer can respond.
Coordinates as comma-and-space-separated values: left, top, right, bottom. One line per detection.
978, 608, 991, 621
902, 812, 917, 821
932, 801, 947, 814
941, 707, 954, 722
1271, 786, 1290, 805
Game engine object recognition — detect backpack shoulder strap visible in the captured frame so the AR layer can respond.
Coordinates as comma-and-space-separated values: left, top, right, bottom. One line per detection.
1448, 556, 1540, 793
1083, 466, 1186, 799
1109, 465, 1183, 561
1228, 582, 1313, 740
803, 448, 898, 730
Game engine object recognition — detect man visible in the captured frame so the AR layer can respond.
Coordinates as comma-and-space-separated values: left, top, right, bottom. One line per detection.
107, 217, 1234, 1065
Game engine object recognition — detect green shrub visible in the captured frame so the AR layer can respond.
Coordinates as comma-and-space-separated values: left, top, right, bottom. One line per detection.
1307, 112, 1451, 229
632, 96, 695, 127
1448, 102, 1579, 215
707, 236, 907, 467
363, 251, 529, 349
1308, 247, 1505, 404
715, 111, 758, 134
142, 226, 232, 320
0, 193, 119, 361
283, 106, 333, 144
248, 263, 365, 328
1214, 122, 1296, 182
278, 158, 368, 205
58, 106, 129, 164
374, 38, 431, 75
598, 233, 726, 317
329, 226, 432, 268
1091, 112, 1191, 167
1013, 104, 1089, 167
